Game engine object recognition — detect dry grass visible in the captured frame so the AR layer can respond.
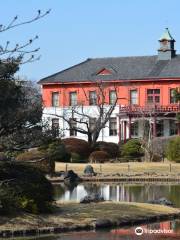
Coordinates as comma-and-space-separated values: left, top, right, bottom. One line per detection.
55, 162, 180, 176
0, 202, 179, 231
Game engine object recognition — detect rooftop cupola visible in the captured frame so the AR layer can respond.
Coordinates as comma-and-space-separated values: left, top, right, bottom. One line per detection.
158, 28, 176, 60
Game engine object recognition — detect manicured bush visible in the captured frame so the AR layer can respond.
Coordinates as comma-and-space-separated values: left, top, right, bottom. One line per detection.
0, 161, 53, 214
16, 149, 45, 161
62, 138, 91, 158
89, 150, 110, 163
16, 140, 71, 173
16, 149, 53, 174
151, 154, 162, 162
94, 141, 119, 158
70, 152, 87, 163
166, 136, 180, 162
47, 141, 71, 163
121, 139, 144, 158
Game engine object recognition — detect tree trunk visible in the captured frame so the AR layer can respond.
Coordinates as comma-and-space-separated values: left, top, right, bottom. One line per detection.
87, 133, 93, 146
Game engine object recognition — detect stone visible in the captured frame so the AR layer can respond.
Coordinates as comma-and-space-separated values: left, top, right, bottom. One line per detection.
80, 193, 104, 204
84, 165, 95, 176
148, 197, 173, 206
63, 170, 81, 183
95, 219, 112, 228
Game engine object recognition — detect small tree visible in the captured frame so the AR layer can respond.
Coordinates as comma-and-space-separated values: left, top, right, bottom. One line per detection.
47, 141, 71, 163
122, 139, 144, 158
166, 136, 180, 163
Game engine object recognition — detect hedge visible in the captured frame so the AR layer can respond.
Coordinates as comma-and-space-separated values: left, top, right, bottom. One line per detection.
94, 141, 119, 158
89, 150, 110, 163
16, 149, 54, 174
122, 139, 144, 158
166, 136, 180, 162
62, 138, 91, 158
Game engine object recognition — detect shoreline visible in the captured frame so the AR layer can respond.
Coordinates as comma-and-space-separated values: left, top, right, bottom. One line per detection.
50, 176, 180, 183
0, 202, 180, 238
54, 162, 180, 183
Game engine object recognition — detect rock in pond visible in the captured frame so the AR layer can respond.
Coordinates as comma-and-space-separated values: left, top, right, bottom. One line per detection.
148, 197, 173, 206
64, 170, 81, 183
80, 193, 104, 204
84, 165, 96, 176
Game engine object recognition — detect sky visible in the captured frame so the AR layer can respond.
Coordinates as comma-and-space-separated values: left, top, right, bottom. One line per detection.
1, 0, 180, 82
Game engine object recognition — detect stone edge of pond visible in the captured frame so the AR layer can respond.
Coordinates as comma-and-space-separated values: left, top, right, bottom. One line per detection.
0, 212, 180, 238
51, 177, 180, 183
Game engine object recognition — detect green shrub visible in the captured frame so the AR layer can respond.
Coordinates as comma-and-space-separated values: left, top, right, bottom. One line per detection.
122, 139, 144, 158
166, 136, 180, 162
0, 162, 53, 214
94, 141, 119, 158
47, 141, 71, 162
89, 150, 110, 163
38, 138, 61, 152
70, 152, 87, 163
62, 138, 91, 158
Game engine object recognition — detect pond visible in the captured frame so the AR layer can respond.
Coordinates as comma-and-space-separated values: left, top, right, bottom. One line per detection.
54, 182, 180, 207
20, 219, 180, 239
45, 183, 180, 239
12, 183, 180, 239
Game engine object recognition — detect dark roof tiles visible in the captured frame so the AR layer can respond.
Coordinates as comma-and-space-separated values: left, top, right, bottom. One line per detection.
39, 55, 180, 84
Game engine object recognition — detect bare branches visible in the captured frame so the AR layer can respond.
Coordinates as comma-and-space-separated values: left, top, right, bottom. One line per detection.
0, 36, 39, 56
0, 9, 51, 33
47, 81, 118, 146
0, 9, 51, 64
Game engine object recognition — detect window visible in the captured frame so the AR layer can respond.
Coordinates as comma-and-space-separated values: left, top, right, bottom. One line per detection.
170, 89, 178, 104
156, 120, 164, 137
109, 117, 117, 136
169, 120, 178, 135
69, 92, 77, 106
89, 118, 96, 131
52, 92, 59, 107
109, 90, 117, 105
130, 89, 138, 105
97, 68, 112, 75
52, 118, 59, 136
131, 121, 138, 136
69, 118, 77, 136
147, 89, 160, 104
89, 91, 97, 105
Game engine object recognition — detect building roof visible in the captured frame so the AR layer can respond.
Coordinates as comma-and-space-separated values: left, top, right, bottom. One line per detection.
39, 54, 180, 84
159, 28, 175, 41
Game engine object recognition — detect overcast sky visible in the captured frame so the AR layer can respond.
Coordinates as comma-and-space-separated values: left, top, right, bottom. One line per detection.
1, 0, 180, 81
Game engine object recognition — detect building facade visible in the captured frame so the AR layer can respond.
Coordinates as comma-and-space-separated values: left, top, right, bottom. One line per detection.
39, 29, 180, 143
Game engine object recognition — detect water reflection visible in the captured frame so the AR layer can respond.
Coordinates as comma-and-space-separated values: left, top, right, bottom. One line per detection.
111, 220, 180, 239
54, 183, 180, 207
26, 220, 180, 240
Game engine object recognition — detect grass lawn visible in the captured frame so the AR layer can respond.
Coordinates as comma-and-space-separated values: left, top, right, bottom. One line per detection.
0, 202, 179, 231
55, 162, 180, 176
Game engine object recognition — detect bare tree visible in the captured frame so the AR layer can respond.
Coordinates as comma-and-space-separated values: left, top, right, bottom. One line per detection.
48, 81, 119, 147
